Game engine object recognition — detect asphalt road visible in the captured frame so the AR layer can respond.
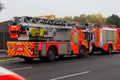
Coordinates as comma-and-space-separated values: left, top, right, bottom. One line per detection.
1, 53, 120, 80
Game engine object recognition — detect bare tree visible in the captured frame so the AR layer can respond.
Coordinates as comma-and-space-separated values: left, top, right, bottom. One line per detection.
0, 2, 4, 11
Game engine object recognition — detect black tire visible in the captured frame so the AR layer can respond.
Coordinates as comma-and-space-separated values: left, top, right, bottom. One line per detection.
23, 57, 33, 62
59, 55, 64, 59
48, 47, 56, 61
89, 51, 94, 55
89, 46, 94, 55
107, 45, 113, 54
77, 46, 86, 57
100, 48, 108, 55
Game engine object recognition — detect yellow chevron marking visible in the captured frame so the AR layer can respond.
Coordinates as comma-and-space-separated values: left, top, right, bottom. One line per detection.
24, 49, 31, 57
8, 47, 15, 56
7, 42, 33, 57
95, 28, 100, 47
23, 42, 33, 56
22, 52, 26, 57
10, 50, 15, 56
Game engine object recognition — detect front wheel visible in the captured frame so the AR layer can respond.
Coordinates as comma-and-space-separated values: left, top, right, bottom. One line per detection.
77, 46, 86, 57
47, 47, 56, 61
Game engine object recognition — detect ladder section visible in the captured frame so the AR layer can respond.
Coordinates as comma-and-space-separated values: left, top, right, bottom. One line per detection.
9, 16, 75, 41
13, 16, 75, 29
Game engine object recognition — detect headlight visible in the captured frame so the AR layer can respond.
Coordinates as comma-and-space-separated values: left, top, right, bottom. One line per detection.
8, 46, 12, 49
26, 46, 31, 50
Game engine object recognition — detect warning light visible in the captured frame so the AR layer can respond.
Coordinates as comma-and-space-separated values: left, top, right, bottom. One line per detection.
22, 23, 29, 27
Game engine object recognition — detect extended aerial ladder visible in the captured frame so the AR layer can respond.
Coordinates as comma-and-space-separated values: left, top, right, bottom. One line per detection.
9, 16, 75, 41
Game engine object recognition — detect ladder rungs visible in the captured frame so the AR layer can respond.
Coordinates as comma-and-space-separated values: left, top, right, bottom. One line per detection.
21, 23, 73, 29
13, 16, 74, 29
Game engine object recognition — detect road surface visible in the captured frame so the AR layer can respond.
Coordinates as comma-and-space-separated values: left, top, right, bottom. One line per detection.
0, 53, 120, 80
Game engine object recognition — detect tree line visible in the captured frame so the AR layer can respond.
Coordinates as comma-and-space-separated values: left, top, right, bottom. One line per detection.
59, 13, 120, 27
39, 13, 120, 27
0, 2, 120, 27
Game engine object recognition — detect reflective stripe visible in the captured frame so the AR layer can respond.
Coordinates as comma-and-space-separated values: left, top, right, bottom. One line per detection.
95, 28, 100, 47
7, 42, 34, 57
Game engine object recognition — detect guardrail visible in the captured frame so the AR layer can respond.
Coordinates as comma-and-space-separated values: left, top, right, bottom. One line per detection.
0, 50, 6, 58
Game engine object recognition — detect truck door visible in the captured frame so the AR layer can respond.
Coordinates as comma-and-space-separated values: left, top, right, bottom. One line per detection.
117, 29, 120, 44
117, 29, 120, 50
71, 30, 80, 54
82, 32, 93, 49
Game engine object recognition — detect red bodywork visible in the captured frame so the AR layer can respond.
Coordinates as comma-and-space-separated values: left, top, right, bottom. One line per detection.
7, 42, 36, 58
70, 30, 82, 54
9, 25, 20, 38
116, 28, 120, 50
93, 27, 120, 52
7, 29, 88, 58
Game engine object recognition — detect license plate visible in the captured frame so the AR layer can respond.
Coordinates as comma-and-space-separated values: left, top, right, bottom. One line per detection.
17, 48, 23, 51
16, 42, 22, 45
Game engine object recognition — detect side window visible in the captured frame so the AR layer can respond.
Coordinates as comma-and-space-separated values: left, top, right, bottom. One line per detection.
82, 32, 88, 40
106, 30, 109, 41
74, 32, 78, 44
102, 30, 106, 44
82, 32, 85, 39
113, 31, 117, 43
89, 33, 93, 41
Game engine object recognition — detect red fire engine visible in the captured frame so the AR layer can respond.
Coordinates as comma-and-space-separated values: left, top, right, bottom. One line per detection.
6, 16, 92, 62
90, 25, 120, 54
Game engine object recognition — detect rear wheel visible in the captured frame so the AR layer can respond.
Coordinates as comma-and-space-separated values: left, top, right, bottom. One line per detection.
59, 55, 64, 59
107, 45, 113, 54
48, 47, 56, 61
23, 57, 33, 62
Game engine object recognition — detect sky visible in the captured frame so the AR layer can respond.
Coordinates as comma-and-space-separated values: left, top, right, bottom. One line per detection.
0, 0, 120, 22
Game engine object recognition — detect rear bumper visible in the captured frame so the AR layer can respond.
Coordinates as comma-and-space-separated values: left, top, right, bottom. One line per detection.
6, 41, 36, 58
7, 51, 35, 58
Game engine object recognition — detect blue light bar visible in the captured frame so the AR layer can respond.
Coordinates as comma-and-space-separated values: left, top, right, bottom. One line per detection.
22, 23, 29, 27
86, 27, 90, 31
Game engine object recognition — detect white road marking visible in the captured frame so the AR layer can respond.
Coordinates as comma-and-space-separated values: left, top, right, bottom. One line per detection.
50, 71, 90, 80
10, 66, 32, 71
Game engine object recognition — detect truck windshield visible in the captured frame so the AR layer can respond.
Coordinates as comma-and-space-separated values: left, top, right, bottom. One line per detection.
83, 32, 92, 41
